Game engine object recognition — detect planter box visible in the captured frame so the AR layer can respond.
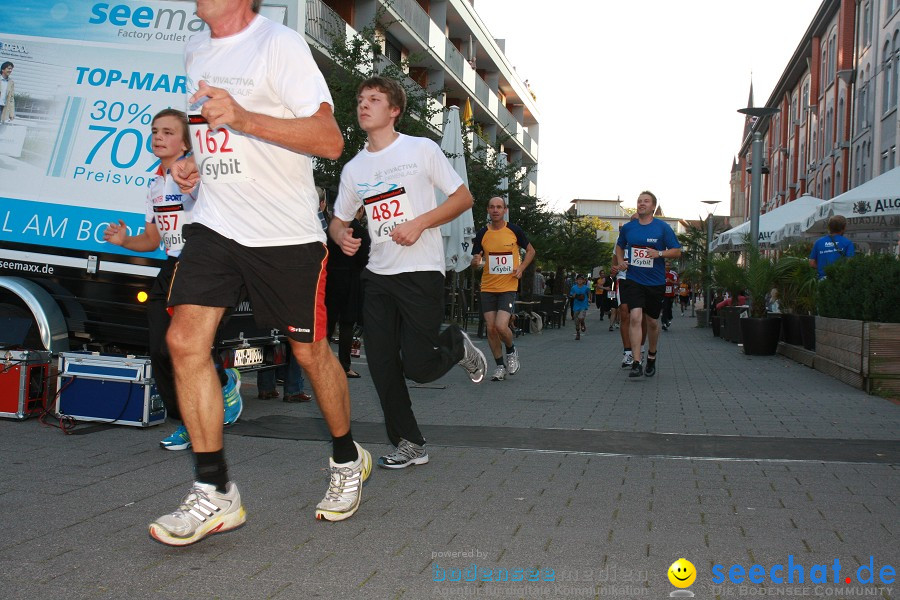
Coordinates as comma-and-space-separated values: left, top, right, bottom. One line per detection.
865, 322, 900, 397
813, 316, 900, 395
814, 317, 864, 389
695, 309, 708, 328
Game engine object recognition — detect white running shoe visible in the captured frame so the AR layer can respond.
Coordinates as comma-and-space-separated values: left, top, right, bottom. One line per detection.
149, 481, 245, 546
315, 442, 372, 522
505, 348, 520, 375
457, 331, 487, 383
491, 365, 507, 381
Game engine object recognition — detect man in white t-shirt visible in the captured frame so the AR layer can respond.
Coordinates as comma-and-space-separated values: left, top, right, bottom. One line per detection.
149, 0, 370, 547
330, 76, 487, 470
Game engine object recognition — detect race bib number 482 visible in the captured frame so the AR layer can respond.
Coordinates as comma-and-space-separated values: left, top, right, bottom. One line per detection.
188, 114, 250, 184
365, 187, 413, 244
630, 247, 654, 268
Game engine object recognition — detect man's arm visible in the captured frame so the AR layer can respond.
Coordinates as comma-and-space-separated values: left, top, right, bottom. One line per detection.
103, 219, 160, 252
191, 82, 343, 159
614, 245, 628, 271
515, 243, 536, 279
390, 184, 474, 247
328, 216, 361, 257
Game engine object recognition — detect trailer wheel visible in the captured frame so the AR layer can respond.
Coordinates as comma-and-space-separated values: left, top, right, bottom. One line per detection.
0, 301, 46, 350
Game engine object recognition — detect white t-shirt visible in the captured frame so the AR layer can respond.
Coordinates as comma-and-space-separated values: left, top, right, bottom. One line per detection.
145, 167, 197, 258
334, 134, 463, 275
184, 15, 333, 247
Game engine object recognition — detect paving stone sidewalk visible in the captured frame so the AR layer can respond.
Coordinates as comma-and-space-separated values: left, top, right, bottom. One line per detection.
0, 308, 897, 599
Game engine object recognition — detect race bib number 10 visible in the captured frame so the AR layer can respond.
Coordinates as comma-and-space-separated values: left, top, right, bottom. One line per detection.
630, 247, 654, 268
365, 187, 413, 244
488, 252, 514, 275
188, 114, 251, 184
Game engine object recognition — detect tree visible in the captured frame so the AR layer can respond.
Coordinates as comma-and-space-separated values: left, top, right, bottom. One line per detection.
541, 212, 612, 292
311, 9, 443, 193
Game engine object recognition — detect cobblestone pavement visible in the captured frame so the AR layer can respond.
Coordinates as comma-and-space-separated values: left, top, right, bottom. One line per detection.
1, 307, 897, 599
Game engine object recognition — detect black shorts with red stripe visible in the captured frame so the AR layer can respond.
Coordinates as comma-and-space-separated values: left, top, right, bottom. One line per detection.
168, 223, 328, 343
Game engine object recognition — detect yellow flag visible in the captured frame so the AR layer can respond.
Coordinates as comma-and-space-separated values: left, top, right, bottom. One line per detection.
462, 98, 473, 126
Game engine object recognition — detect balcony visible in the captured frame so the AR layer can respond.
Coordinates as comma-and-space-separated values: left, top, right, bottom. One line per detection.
445, 39, 465, 80
391, 0, 430, 43
305, 0, 346, 49
474, 75, 490, 106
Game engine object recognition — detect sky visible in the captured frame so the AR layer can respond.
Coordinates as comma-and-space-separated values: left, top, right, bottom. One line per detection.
473, 0, 823, 220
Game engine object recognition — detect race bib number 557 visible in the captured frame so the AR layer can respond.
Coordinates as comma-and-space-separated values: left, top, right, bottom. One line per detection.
365, 187, 413, 244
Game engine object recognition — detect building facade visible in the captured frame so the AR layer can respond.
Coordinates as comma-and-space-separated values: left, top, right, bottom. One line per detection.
306, 0, 540, 195
732, 0, 900, 218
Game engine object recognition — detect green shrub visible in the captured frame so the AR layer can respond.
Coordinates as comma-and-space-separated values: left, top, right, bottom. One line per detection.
817, 254, 900, 322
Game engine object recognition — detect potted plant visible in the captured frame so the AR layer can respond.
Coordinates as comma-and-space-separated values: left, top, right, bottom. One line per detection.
711, 254, 746, 342
815, 254, 900, 396
740, 247, 781, 355
774, 255, 817, 347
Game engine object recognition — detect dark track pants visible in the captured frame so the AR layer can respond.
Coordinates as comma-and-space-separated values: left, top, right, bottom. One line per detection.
361, 270, 465, 447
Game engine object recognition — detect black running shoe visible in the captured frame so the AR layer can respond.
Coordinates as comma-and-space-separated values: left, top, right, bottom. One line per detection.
628, 362, 643, 378
645, 357, 656, 377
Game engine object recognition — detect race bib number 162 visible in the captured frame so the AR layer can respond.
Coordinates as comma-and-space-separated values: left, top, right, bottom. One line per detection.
188, 114, 251, 184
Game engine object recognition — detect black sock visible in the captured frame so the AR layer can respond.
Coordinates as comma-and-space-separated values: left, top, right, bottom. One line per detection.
495, 356, 505, 367
505, 344, 515, 354
647, 351, 657, 361
194, 449, 228, 492
332, 430, 358, 464
624, 347, 631, 353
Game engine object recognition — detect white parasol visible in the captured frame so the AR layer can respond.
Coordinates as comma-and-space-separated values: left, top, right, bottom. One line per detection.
436, 106, 476, 272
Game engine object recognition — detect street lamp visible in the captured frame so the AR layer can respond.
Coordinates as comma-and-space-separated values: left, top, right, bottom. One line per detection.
701, 200, 721, 321
737, 107, 780, 250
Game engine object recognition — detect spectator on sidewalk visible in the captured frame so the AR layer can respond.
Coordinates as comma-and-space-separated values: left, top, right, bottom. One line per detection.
809, 215, 855, 279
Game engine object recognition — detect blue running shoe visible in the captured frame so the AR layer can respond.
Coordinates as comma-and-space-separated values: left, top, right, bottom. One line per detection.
223, 368, 243, 426
160, 424, 191, 451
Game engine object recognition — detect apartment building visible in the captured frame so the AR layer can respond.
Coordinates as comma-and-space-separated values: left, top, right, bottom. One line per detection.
732, 0, 900, 216
304, 0, 540, 195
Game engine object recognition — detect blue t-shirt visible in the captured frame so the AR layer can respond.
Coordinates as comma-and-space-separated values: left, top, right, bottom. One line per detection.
809, 234, 854, 279
570, 284, 590, 312
615, 218, 681, 286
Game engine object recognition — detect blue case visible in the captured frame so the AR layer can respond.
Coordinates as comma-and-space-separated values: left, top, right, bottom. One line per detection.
56, 352, 165, 427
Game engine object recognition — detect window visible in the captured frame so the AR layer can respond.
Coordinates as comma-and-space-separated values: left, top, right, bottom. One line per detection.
892, 146, 897, 170
828, 34, 836, 83
837, 96, 845, 144
884, 41, 892, 113
825, 107, 833, 151
855, 149, 861, 186
835, 170, 842, 196
802, 81, 810, 115
893, 31, 900, 108
821, 49, 827, 92
882, 150, 890, 174
384, 33, 402, 65
864, 2, 872, 47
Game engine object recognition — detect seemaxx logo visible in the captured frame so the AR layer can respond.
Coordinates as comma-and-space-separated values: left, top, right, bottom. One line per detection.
88, 2, 207, 33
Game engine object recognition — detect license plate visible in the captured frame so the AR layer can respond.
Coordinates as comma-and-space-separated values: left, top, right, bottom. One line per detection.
233, 346, 264, 367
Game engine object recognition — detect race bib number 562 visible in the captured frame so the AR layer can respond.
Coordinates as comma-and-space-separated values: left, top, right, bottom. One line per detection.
365, 187, 414, 244
188, 114, 250, 184
630, 247, 654, 268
